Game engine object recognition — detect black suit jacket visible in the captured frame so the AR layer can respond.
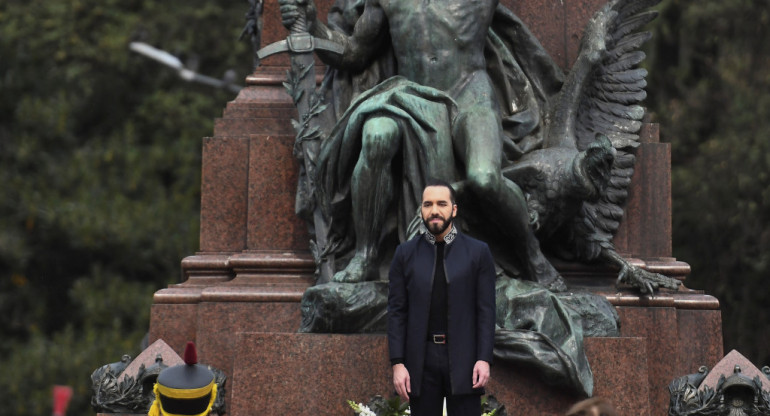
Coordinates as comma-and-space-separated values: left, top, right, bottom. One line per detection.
387, 231, 496, 396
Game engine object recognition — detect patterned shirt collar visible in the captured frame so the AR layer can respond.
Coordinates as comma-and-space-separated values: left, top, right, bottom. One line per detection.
422, 223, 457, 245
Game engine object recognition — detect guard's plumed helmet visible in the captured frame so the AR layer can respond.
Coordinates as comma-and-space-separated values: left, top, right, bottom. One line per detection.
149, 342, 217, 416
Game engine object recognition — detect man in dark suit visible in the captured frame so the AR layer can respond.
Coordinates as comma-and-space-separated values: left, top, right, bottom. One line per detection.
388, 179, 497, 416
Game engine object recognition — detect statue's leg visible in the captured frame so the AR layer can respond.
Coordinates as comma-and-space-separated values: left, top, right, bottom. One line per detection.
454, 106, 566, 291
333, 116, 401, 283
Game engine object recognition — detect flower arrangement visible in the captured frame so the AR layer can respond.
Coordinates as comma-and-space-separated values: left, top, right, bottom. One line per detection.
348, 395, 502, 416
347, 396, 409, 416
348, 401, 381, 416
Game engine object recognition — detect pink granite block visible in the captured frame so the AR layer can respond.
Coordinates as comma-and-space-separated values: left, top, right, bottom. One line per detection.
149, 303, 200, 355
194, 302, 300, 408
617, 306, 679, 415
200, 137, 249, 252
587, 337, 650, 415
613, 140, 672, 259
224, 251, 316, 285
505, 0, 569, 70
225, 333, 653, 416
487, 361, 581, 415
229, 333, 391, 416
676, 308, 724, 376
613, 123, 665, 256
180, 254, 234, 285
247, 135, 308, 251
614, 163, 641, 257
222, 103, 296, 120
640, 122, 661, 145
213, 117, 295, 137
631, 143, 673, 258
200, 282, 310, 302
194, 302, 304, 389
228, 82, 295, 105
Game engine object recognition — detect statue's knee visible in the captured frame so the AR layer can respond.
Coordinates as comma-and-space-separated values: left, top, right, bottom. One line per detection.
467, 168, 500, 196
361, 117, 400, 158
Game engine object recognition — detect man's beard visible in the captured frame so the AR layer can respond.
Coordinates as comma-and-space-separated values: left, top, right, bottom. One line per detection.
423, 213, 454, 236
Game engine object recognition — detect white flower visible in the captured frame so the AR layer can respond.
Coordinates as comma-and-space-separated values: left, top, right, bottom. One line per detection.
348, 400, 375, 416
356, 403, 376, 416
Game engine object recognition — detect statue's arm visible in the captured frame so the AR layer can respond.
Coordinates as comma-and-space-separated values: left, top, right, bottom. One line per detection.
316, 0, 388, 71
279, 0, 388, 71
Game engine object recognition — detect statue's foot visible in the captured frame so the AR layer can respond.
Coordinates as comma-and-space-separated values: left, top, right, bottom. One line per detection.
530, 254, 567, 292
332, 253, 376, 283
617, 265, 681, 295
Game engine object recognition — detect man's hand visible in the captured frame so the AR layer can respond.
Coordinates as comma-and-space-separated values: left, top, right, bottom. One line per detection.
278, 0, 317, 32
392, 363, 411, 402
472, 360, 490, 389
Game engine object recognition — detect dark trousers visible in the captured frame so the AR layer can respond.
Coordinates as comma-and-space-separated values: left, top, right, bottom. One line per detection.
409, 343, 481, 416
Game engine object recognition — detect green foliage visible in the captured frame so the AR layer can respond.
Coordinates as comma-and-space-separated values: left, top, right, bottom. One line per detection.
0, 0, 251, 414
0, 272, 156, 415
646, 0, 770, 366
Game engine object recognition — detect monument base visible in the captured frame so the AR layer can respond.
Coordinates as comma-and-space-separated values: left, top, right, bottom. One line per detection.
146, 8, 724, 411
150, 263, 722, 416
227, 333, 650, 415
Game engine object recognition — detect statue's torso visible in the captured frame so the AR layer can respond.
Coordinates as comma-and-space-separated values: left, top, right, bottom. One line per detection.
378, 0, 498, 93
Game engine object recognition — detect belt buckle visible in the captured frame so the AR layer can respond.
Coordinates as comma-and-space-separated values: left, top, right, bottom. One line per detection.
432, 334, 446, 344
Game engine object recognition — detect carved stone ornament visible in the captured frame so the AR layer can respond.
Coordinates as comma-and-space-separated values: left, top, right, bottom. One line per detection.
91, 345, 227, 414
668, 351, 770, 416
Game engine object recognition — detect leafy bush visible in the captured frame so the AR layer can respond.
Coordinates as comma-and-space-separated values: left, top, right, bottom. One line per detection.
0, 0, 251, 414
646, 0, 770, 367
0, 272, 155, 415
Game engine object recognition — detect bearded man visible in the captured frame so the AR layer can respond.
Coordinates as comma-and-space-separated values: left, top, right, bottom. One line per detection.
387, 179, 496, 416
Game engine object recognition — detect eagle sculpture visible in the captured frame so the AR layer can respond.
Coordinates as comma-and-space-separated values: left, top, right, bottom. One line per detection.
503, 0, 681, 294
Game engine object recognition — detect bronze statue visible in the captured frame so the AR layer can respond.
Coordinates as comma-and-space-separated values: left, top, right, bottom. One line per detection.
276, 0, 679, 294
279, 0, 566, 291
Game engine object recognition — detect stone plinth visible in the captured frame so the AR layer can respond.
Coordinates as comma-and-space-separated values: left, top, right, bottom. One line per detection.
226, 331, 697, 416
613, 123, 674, 258
230, 333, 390, 415
489, 336, 651, 415
151, 287, 722, 416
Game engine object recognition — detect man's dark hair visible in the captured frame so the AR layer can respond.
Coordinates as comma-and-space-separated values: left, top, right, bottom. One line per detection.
424, 178, 457, 205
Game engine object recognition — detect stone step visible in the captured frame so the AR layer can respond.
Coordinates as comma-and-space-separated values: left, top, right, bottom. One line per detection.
226, 333, 651, 416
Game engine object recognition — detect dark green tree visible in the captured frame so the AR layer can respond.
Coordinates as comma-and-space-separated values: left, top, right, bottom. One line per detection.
647, 0, 770, 367
0, 0, 251, 413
